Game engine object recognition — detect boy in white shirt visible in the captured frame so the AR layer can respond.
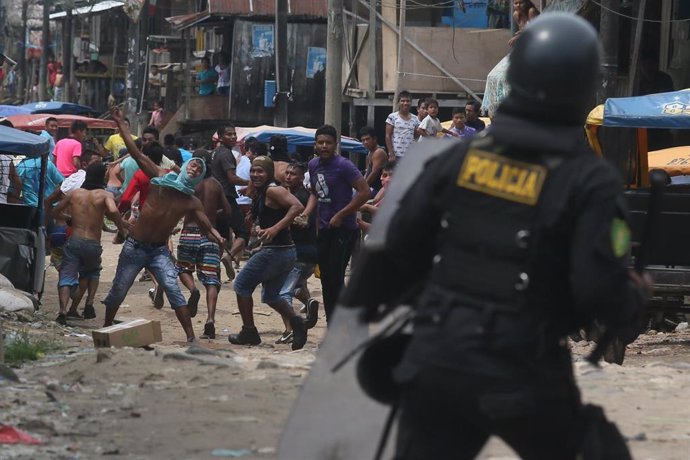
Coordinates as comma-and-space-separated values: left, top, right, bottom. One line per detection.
418, 99, 458, 140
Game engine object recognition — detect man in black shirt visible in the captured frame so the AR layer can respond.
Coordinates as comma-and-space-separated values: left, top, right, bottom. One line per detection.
275, 162, 320, 344
465, 100, 486, 132
210, 125, 249, 268
228, 156, 308, 350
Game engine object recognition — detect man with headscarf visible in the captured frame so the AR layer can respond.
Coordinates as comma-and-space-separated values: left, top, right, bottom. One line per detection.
51, 163, 129, 324
104, 107, 225, 342
229, 156, 308, 350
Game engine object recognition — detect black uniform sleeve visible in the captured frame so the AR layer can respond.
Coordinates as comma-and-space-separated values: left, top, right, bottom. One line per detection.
570, 163, 644, 335
340, 146, 461, 315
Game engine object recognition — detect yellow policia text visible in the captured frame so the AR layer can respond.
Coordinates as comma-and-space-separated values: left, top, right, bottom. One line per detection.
457, 150, 547, 205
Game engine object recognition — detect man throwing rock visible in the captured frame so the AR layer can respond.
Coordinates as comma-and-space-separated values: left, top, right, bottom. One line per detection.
103, 107, 225, 342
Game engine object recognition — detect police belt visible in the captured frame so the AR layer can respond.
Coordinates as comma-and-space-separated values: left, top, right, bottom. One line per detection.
413, 284, 522, 327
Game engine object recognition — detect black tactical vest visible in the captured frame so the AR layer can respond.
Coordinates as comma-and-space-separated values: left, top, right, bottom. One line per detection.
429, 135, 572, 310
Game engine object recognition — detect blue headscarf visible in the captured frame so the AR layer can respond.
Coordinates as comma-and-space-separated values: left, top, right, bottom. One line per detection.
150, 158, 206, 195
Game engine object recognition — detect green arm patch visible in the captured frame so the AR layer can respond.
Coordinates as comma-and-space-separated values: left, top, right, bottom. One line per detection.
610, 217, 631, 258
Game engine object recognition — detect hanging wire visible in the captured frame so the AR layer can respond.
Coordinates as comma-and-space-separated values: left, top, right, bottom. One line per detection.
589, 0, 690, 23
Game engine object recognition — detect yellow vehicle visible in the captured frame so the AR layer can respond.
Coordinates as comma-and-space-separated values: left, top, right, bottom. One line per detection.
586, 89, 690, 323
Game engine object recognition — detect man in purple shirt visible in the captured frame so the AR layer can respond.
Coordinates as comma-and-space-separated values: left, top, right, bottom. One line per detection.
305, 125, 370, 325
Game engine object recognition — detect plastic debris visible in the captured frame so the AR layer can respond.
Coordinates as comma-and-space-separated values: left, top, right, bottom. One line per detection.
0, 425, 43, 445
211, 448, 253, 458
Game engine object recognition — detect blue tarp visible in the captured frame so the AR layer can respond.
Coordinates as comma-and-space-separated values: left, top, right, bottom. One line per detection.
0, 125, 50, 157
21, 101, 96, 116
0, 105, 32, 117
603, 89, 690, 128
239, 126, 367, 154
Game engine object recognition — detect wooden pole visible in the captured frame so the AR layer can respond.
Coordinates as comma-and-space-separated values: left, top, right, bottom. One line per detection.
18, 1, 28, 101
68, 16, 76, 102
39, 0, 50, 101
366, 0, 377, 126
627, 0, 647, 96
325, 0, 344, 132
274, 0, 288, 127
392, 0, 406, 112
110, 21, 119, 99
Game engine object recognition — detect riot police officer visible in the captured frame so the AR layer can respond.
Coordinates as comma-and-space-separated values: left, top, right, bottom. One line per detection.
340, 13, 650, 459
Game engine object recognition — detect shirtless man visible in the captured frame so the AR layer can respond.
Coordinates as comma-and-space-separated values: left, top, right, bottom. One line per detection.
51, 163, 128, 325
176, 149, 233, 340
359, 127, 388, 197
44, 150, 103, 313
103, 107, 225, 342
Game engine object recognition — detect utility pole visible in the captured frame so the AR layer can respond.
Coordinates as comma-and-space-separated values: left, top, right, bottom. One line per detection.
126, 17, 141, 132
18, 0, 28, 102
62, 10, 72, 102
325, 0, 343, 133
366, 0, 377, 126
392, 0, 406, 112
68, 14, 76, 102
599, 0, 620, 102
274, 0, 288, 127
627, 0, 647, 96
39, 0, 50, 101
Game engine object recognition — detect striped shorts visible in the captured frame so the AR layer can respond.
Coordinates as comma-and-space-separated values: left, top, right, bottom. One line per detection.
175, 226, 221, 286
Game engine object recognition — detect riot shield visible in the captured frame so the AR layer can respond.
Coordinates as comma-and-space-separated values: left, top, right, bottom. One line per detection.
278, 307, 395, 459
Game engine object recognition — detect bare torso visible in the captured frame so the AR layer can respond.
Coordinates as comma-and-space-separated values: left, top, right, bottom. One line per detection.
274, 161, 289, 185
106, 164, 122, 188
65, 189, 112, 241
183, 177, 227, 227
130, 185, 200, 243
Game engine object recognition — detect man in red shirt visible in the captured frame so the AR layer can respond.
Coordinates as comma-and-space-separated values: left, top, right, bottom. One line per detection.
54, 120, 87, 177
118, 143, 165, 213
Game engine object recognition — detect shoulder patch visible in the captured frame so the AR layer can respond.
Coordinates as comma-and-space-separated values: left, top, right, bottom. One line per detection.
456, 149, 547, 205
610, 217, 631, 258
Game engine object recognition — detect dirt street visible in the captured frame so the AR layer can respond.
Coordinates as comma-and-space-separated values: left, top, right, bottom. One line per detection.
1, 233, 690, 459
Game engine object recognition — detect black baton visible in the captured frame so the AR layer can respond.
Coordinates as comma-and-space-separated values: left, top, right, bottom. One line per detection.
586, 169, 668, 366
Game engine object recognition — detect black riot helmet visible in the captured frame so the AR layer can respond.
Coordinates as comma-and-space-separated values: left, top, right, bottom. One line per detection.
500, 13, 601, 126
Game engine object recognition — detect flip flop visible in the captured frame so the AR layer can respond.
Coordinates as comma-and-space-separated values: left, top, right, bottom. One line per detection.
188, 289, 200, 318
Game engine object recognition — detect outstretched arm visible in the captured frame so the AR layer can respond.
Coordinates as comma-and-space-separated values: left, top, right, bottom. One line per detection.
110, 106, 163, 179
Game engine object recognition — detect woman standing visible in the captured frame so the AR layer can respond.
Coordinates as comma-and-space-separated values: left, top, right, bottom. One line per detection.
508, 0, 540, 46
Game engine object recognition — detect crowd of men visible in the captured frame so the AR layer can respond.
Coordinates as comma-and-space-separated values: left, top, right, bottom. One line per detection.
8, 96, 483, 348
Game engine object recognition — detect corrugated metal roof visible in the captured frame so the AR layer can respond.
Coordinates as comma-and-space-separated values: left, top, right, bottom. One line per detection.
208, 0, 327, 18
167, 0, 327, 30
50, 0, 123, 19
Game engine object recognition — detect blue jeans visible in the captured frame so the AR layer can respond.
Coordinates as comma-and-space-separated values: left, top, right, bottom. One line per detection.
58, 236, 102, 287
279, 262, 316, 306
234, 246, 296, 304
104, 237, 187, 310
